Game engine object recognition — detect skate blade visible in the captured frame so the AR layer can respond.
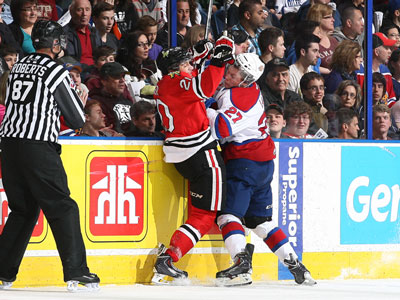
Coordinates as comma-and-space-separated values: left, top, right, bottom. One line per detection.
0, 281, 13, 289
67, 281, 100, 292
215, 273, 252, 287
301, 273, 317, 286
151, 272, 190, 286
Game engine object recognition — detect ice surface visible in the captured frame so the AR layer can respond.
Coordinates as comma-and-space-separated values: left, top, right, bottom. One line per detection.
0, 280, 399, 300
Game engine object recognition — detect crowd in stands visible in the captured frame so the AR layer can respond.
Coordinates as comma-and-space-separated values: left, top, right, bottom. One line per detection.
0, 0, 399, 140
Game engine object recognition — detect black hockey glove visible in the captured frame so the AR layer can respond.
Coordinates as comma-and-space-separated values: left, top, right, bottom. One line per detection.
191, 39, 213, 68
210, 36, 235, 67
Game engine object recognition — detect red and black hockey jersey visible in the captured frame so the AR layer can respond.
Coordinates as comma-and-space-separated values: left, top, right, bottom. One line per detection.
154, 65, 225, 163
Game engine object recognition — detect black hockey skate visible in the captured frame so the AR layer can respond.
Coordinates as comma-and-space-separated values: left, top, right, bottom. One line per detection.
283, 254, 316, 285
0, 276, 15, 289
66, 273, 100, 292
152, 244, 188, 285
215, 243, 254, 287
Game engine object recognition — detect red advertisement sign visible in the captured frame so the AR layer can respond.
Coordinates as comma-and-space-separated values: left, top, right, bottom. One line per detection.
89, 157, 144, 237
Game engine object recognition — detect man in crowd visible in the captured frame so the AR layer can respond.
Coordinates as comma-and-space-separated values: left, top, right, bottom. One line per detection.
258, 58, 302, 111
80, 100, 107, 137
64, 0, 99, 66
90, 62, 135, 135
232, 0, 266, 55
288, 34, 320, 95
266, 104, 286, 138
258, 26, 286, 65
136, 15, 163, 60
332, 7, 364, 48
92, 2, 119, 50
300, 72, 328, 135
126, 101, 164, 137
281, 101, 314, 139
132, 0, 164, 29
336, 107, 360, 139
372, 104, 394, 140
156, 0, 190, 48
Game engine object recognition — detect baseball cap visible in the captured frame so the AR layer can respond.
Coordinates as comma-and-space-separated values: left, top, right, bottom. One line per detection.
63, 62, 82, 73
266, 103, 284, 115
230, 29, 249, 44
100, 62, 130, 78
373, 32, 397, 49
265, 58, 289, 74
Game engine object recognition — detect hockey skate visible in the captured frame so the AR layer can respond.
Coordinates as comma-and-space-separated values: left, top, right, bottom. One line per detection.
152, 244, 188, 285
215, 243, 254, 287
66, 273, 100, 292
283, 254, 316, 285
0, 276, 14, 290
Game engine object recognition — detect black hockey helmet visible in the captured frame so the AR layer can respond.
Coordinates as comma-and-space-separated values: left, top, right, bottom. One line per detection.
32, 20, 67, 50
156, 47, 192, 75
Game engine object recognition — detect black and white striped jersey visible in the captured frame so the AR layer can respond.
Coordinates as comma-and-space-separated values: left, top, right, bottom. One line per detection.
0, 53, 85, 142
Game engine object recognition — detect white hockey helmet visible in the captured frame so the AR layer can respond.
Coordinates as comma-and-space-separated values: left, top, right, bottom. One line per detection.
234, 53, 265, 87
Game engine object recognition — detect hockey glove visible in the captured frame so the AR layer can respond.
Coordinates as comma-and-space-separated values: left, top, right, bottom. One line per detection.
210, 36, 235, 67
191, 39, 213, 68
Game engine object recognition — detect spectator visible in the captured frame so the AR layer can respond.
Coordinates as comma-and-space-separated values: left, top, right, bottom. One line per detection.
274, 0, 307, 17
132, 0, 163, 29
381, 0, 400, 33
126, 101, 164, 137
64, 0, 99, 66
373, 104, 394, 140
0, 45, 18, 70
232, 0, 266, 55
380, 24, 400, 48
92, 2, 119, 50
227, 0, 241, 27
306, 3, 339, 74
90, 62, 136, 135
332, 7, 364, 49
281, 101, 314, 138
336, 107, 360, 139
181, 24, 210, 49
114, 0, 138, 37
156, 0, 190, 48
135, 15, 162, 61
258, 26, 285, 65
80, 100, 107, 136
63, 61, 89, 104
388, 50, 400, 128
325, 40, 362, 94
356, 33, 397, 108
37, 0, 57, 21
372, 72, 386, 106
259, 57, 303, 111
297, 0, 342, 28
300, 72, 328, 135
266, 103, 286, 138
288, 34, 320, 95
9, 0, 39, 56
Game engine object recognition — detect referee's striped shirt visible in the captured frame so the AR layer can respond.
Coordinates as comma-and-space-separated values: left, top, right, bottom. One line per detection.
0, 53, 85, 142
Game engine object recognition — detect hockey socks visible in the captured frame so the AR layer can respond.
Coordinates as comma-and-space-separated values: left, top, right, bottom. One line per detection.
221, 221, 246, 259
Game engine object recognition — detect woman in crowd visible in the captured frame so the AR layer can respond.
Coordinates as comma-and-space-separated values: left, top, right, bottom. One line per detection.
9, 0, 38, 56
325, 40, 363, 94
181, 24, 208, 49
306, 3, 339, 75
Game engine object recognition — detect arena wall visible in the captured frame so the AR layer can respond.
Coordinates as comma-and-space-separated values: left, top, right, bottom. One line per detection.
1, 138, 400, 287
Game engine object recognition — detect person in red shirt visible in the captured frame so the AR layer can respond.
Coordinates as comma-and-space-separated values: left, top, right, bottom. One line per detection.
152, 36, 234, 284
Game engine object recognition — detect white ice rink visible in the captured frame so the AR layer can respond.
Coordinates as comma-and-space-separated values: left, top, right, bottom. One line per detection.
1, 280, 399, 300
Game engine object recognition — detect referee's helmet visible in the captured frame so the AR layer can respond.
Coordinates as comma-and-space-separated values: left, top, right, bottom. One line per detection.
32, 20, 67, 51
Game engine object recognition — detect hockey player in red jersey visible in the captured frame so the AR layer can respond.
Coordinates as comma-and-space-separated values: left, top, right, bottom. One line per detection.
207, 53, 316, 287
151, 36, 235, 284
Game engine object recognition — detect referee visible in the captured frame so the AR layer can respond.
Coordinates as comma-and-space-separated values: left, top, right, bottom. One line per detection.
0, 20, 99, 291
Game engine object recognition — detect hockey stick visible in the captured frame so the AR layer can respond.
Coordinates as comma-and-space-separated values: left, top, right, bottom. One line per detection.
205, 0, 213, 40
222, 0, 228, 36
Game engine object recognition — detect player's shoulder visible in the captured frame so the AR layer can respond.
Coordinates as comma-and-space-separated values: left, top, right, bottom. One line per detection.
230, 84, 261, 112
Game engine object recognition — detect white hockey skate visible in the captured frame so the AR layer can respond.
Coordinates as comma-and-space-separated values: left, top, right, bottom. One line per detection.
283, 254, 317, 286
151, 244, 188, 285
66, 273, 100, 292
215, 243, 254, 287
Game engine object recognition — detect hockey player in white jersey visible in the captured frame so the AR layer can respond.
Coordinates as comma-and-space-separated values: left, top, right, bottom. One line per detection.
207, 53, 316, 287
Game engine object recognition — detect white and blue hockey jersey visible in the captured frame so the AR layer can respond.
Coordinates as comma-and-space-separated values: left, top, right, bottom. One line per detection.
207, 83, 276, 162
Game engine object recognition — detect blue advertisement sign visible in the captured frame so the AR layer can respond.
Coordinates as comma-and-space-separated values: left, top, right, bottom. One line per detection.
278, 142, 304, 279
341, 146, 400, 244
